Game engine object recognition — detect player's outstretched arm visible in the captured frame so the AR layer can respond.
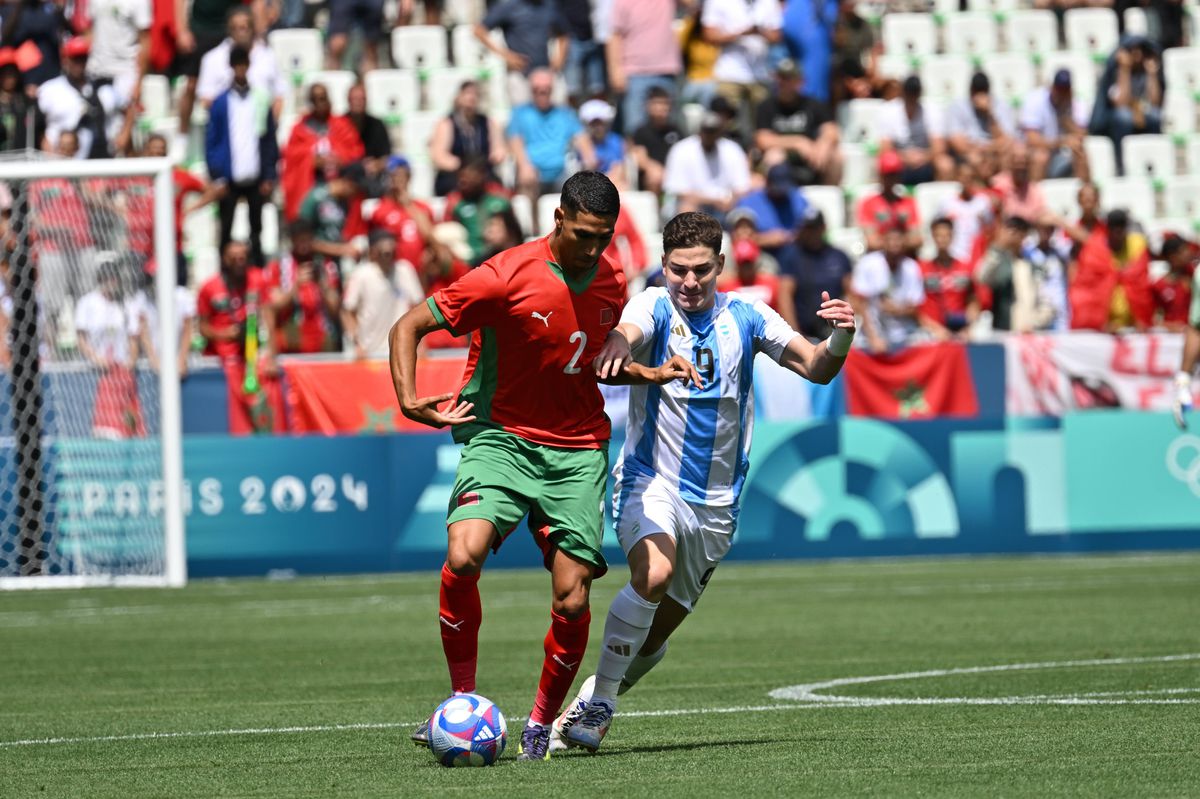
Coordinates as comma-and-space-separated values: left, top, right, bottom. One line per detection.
1173, 324, 1200, 429
389, 302, 477, 429
593, 323, 644, 380
779, 291, 856, 384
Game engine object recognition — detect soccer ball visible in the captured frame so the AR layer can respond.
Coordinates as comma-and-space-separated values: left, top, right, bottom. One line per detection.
427, 693, 507, 767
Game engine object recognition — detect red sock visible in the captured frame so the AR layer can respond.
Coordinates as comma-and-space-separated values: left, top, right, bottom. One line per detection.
438, 563, 481, 694
530, 609, 591, 725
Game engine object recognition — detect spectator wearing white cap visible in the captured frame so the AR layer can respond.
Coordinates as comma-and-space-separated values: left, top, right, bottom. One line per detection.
578, 99, 627, 189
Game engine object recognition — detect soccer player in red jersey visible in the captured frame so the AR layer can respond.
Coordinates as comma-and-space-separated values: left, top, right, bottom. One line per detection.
389, 172, 697, 761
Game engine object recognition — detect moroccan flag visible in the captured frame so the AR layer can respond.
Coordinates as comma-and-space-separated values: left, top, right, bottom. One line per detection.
283, 357, 467, 435
844, 342, 979, 419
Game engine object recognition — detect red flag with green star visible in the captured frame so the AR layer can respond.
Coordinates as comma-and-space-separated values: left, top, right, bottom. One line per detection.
844, 342, 979, 419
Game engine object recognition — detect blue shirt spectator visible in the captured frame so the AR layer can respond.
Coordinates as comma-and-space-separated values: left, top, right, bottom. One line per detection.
578, 99, 626, 184
782, 0, 837, 105
480, 0, 569, 75
507, 81, 584, 184
734, 164, 809, 256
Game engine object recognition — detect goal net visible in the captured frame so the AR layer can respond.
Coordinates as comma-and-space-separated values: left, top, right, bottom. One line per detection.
0, 156, 185, 588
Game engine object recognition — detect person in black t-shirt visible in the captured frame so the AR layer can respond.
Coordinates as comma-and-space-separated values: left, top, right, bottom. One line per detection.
347, 82, 392, 198
630, 87, 681, 194
777, 207, 853, 340
754, 59, 842, 186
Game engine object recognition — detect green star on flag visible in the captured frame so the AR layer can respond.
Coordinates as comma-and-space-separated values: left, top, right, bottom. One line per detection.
894, 380, 929, 418
359, 404, 397, 433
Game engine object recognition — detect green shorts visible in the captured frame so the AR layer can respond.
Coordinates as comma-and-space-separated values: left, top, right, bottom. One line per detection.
447, 429, 609, 577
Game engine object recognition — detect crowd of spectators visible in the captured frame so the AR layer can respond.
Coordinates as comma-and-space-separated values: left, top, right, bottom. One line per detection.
0, 0, 1196, 387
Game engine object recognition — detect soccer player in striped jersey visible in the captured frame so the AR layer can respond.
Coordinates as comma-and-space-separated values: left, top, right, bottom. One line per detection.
388, 172, 697, 762
556, 211, 856, 751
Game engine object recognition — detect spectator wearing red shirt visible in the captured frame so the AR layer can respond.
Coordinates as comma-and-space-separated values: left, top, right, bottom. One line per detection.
266, 220, 343, 354
919, 217, 978, 338
196, 240, 285, 434
1152, 237, 1195, 331
857, 150, 922, 253
368, 157, 434, 270
133, 133, 220, 285
719, 238, 780, 310
280, 82, 365, 222
1069, 209, 1154, 332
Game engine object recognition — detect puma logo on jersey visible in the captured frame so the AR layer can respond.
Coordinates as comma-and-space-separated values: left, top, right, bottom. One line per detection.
552, 655, 579, 670
439, 616, 465, 631
532, 311, 554, 326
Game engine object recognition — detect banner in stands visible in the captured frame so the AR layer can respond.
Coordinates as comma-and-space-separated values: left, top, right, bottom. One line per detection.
843, 342, 980, 419
1005, 332, 1191, 415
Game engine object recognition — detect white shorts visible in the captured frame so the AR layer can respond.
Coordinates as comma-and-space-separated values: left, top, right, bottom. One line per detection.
612, 472, 736, 612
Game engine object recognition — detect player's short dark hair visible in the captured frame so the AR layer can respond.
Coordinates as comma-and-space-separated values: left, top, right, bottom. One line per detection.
560, 171, 620, 220
663, 212, 723, 256
230, 45, 250, 68
930, 216, 954, 232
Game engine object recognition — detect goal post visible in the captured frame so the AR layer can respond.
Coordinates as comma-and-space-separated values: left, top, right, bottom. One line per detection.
0, 155, 186, 589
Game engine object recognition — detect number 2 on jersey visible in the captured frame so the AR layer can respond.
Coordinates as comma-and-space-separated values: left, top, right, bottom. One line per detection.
564, 330, 587, 374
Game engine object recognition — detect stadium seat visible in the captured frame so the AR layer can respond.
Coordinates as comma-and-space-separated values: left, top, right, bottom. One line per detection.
1098, 176, 1156, 223
1184, 134, 1200, 173
931, 0, 959, 18
1143, 217, 1196, 252
510, 193, 534, 237
1162, 175, 1200, 218
453, 24, 505, 67
443, 0, 484, 26
621, 191, 661, 239
1123, 6, 1149, 37
944, 13, 1000, 58
139, 75, 171, 123
401, 111, 442, 160
842, 98, 885, 145
914, 182, 960, 231
275, 112, 296, 148
881, 13, 937, 57
980, 53, 1036, 107
392, 25, 449, 71
680, 103, 705, 136
876, 53, 914, 83
268, 29, 324, 87
409, 160, 435, 198
1004, 10, 1058, 57
1162, 91, 1196, 137
536, 193, 558, 236
1164, 47, 1200, 99
840, 142, 873, 187
1039, 178, 1083, 221
827, 227, 865, 259
967, 0, 1018, 15
363, 69, 420, 124
920, 54, 972, 104
804, 185, 846, 231
302, 70, 357, 115
1084, 135, 1117, 181
183, 205, 216, 254
1064, 8, 1119, 61
1121, 134, 1176, 183
425, 67, 478, 115
1041, 51, 1098, 102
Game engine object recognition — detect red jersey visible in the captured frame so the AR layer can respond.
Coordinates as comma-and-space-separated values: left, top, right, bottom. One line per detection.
368, 197, 433, 268
719, 273, 779, 310
264, 254, 342, 353
919, 256, 975, 324
857, 192, 920, 237
1152, 273, 1193, 326
428, 237, 626, 448
29, 179, 92, 251
197, 268, 270, 360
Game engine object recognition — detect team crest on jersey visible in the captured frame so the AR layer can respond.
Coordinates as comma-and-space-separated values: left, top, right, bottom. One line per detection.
457, 492, 481, 507
600, 308, 614, 325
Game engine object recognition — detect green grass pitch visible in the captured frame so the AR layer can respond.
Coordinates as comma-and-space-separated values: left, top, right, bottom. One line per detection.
1, 553, 1198, 797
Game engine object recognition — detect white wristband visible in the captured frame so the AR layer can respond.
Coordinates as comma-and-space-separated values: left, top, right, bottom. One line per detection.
827, 326, 854, 358
1177, 371, 1193, 390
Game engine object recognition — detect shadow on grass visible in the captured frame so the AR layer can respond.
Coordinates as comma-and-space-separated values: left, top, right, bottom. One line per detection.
572, 735, 807, 757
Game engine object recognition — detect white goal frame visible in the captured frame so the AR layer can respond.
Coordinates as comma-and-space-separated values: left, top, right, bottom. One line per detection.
0, 157, 186, 589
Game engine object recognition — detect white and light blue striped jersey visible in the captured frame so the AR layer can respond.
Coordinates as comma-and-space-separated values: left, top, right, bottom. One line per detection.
615, 287, 800, 508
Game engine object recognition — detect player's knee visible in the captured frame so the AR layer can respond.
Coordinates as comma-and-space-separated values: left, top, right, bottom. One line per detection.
551, 584, 590, 619
445, 545, 484, 576
631, 563, 672, 603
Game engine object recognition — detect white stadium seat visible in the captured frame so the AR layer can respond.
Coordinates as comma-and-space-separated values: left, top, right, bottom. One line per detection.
1163, 175, 1200, 218
1040, 51, 1098, 102
1004, 10, 1058, 56
881, 14, 938, 57
1084, 135, 1117, 182
1164, 47, 1200, 99
1064, 8, 1119, 60
453, 25, 505, 67
1187, 134, 1200, 173
876, 53, 914, 82
363, 69, 420, 122
1162, 91, 1196, 136
401, 111, 442, 160
803, 185, 847, 231
840, 142, 873, 187
1121, 134, 1176, 182
139, 75, 171, 122
621, 191, 661, 239
1143, 217, 1195, 253
967, 0, 1018, 14
914, 182, 961, 231
268, 28, 324, 85
424, 67, 478, 115
842, 98, 886, 145
980, 53, 1036, 107
827, 227, 866, 259
409, 160, 435, 198
1123, 6, 1149, 37
920, 54, 972, 104
509, 193, 534, 237
1098, 176, 1156, 223
1039, 178, 1083, 221
944, 13, 1000, 58
443, 0, 484, 26
536, 193, 559, 236
302, 70, 357, 115
391, 25, 449, 71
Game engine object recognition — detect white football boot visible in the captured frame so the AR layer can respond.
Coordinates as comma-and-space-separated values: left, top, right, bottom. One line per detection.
549, 674, 595, 751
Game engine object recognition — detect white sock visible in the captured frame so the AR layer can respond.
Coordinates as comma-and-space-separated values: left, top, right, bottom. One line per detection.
618, 641, 668, 696
525, 719, 548, 731
592, 583, 659, 704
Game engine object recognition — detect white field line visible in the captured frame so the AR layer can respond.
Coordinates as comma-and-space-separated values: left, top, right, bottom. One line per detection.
3, 655, 1197, 750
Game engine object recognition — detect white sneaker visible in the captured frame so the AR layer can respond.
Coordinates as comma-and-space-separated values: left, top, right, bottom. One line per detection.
549, 674, 595, 752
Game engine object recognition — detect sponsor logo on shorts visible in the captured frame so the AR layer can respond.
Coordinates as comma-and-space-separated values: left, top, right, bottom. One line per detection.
457, 491, 481, 507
